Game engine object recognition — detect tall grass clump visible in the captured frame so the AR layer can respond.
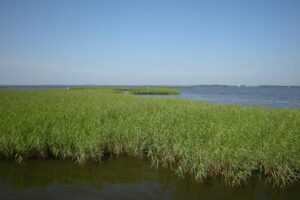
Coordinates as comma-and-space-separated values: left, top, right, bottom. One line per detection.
0, 89, 299, 187
128, 87, 180, 95
69, 87, 125, 93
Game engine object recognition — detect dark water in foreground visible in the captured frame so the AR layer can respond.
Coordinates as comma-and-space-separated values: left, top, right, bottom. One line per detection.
1, 85, 300, 108
0, 157, 299, 200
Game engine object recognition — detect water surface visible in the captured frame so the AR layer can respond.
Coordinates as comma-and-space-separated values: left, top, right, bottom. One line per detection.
141, 86, 300, 108
179, 86, 300, 108
0, 157, 299, 200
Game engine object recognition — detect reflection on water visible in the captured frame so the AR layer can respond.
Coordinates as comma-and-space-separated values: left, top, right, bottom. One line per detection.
0, 157, 299, 200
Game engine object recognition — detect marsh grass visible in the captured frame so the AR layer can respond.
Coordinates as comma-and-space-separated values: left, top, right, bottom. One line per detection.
70, 87, 125, 93
128, 87, 180, 95
0, 89, 299, 187
70, 86, 180, 95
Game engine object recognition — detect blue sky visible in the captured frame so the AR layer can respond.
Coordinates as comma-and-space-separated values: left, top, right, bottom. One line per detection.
0, 0, 299, 85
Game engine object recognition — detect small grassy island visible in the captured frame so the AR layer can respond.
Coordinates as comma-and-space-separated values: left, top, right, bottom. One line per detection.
70, 86, 180, 95
0, 88, 299, 187
128, 87, 180, 95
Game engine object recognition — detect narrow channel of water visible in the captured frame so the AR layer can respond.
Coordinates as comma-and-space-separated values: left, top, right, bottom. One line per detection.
0, 157, 299, 200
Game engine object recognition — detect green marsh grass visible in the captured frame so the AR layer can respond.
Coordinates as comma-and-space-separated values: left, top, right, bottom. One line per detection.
0, 89, 299, 187
128, 87, 180, 95
69, 86, 180, 95
69, 86, 125, 93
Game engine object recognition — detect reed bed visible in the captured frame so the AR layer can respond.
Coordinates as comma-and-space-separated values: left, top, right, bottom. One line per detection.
0, 89, 299, 187
128, 87, 180, 95
69, 87, 124, 93
69, 87, 180, 95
